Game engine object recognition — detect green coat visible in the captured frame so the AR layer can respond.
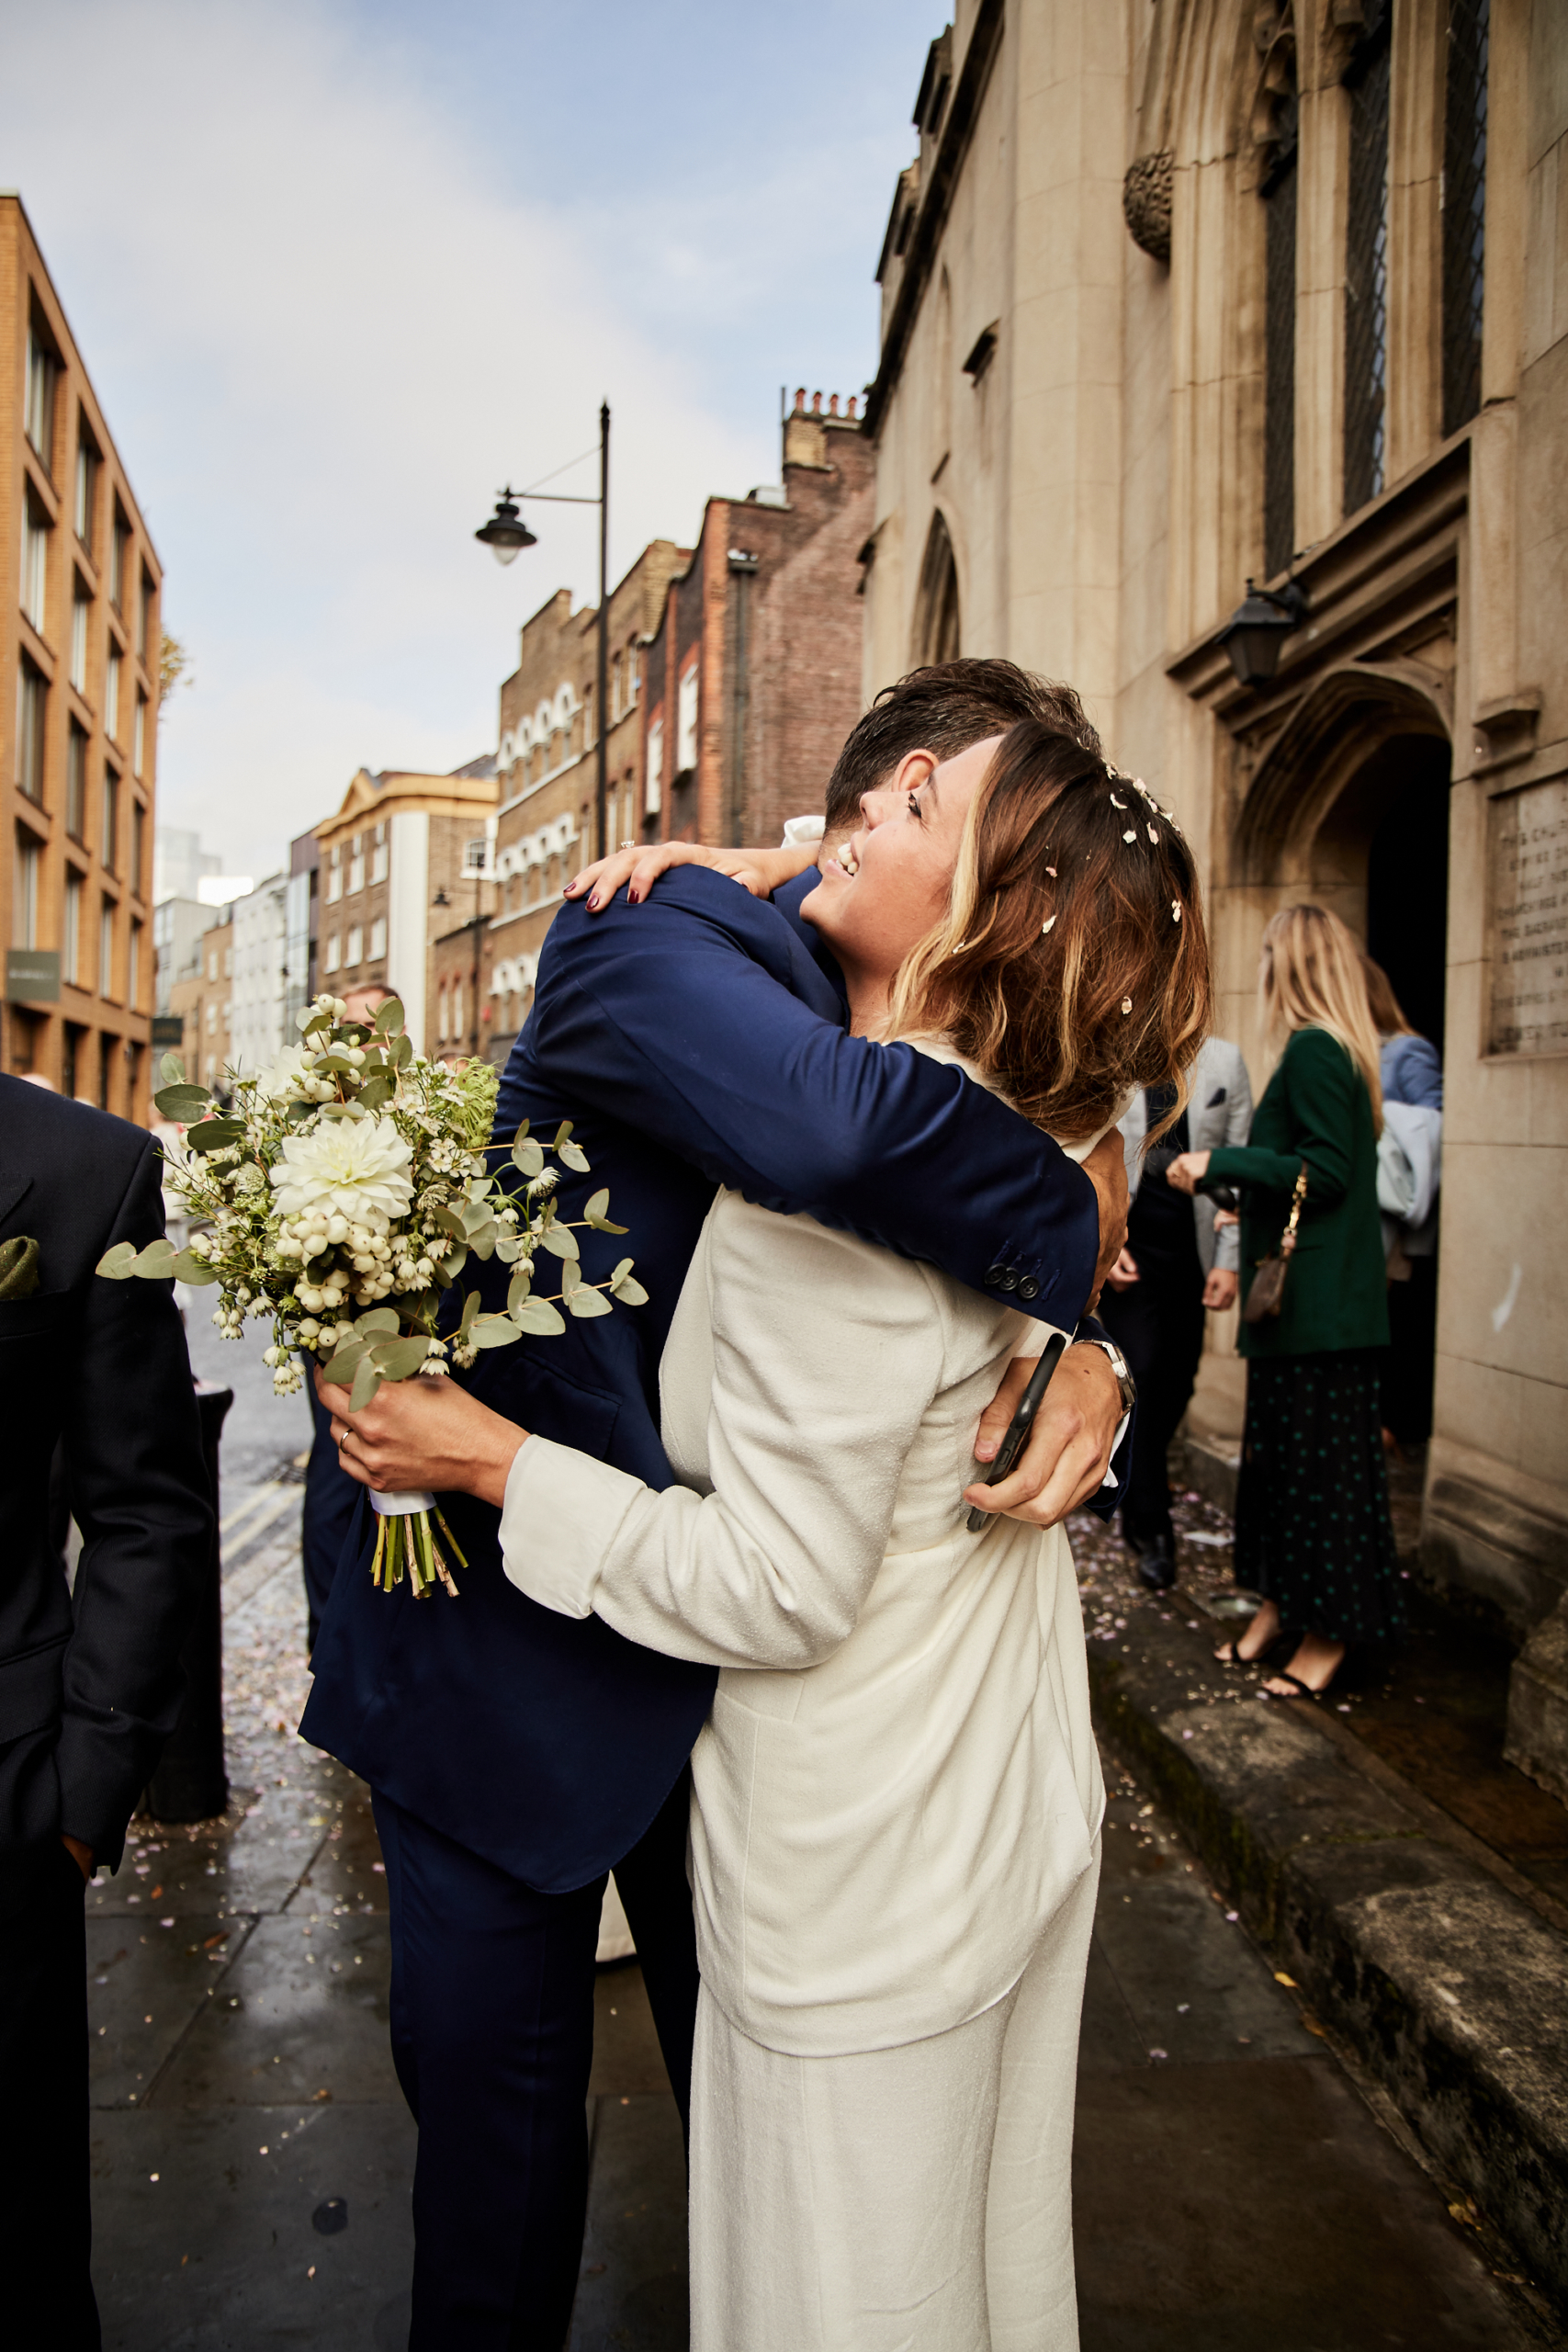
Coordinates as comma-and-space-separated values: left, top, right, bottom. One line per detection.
1206, 1025, 1389, 1359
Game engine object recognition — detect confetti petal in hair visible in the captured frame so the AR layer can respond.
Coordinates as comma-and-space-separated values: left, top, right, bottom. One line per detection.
1045, 865, 1057, 877
1041, 916, 1055, 935
1147, 823, 1159, 842
1109, 793, 1127, 809
1121, 998, 1133, 1016
1122, 830, 1137, 843
1172, 900, 1182, 923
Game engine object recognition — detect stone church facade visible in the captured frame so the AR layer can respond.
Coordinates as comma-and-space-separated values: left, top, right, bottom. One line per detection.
863, 2, 1568, 1765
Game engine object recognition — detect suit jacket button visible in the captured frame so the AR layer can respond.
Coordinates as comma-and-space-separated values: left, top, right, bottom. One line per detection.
1017, 1275, 1040, 1302
995, 1265, 1020, 1293
984, 1264, 1009, 1289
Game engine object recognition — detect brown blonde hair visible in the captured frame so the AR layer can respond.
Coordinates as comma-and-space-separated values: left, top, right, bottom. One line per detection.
885, 720, 1212, 1142
1260, 905, 1383, 1132
1361, 952, 1416, 1039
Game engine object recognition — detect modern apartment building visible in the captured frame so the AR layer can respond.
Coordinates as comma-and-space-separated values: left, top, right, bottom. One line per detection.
2, 196, 159, 1116
311, 755, 499, 1055
229, 872, 288, 1078
483, 539, 687, 1064
167, 912, 233, 1100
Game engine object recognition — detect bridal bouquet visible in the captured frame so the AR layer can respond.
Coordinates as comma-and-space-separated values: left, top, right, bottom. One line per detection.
98, 992, 646, 1599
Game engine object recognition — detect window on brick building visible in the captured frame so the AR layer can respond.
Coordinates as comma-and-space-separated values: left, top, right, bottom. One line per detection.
100, 898, 116, 999
14, 831, 40, 949
17, 659, 46, 802
370, 916, 387, 961
325, 933, 341, 974
676, 664, 698, 773
349, 835, 365, 894
66, 723, 86, 838
71, 579, 90, 693
106, 648, 121, 740
110, 506, 130, 612
326, 844, 343, 903
102, 770, 118, 874
75, 424, 99, 554
347, 925, 363, 967
371, 821, 388, 884
63, 872, 82, 985
646, 718, 663, 815
133, 691, 147, 778
138, 569, 154, 661
22, 494, 49, 635
131, 799, 145, 896
25, 326, 58, 469
130, 920, 141, 1009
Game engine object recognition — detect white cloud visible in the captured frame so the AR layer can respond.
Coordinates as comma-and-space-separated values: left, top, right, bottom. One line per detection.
1, 0, 771, 875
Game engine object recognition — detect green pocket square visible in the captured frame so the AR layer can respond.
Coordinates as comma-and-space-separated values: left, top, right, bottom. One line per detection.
0, 1236, 40, 1299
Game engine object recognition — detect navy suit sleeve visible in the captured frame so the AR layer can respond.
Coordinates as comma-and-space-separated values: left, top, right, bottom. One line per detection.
513, 872, 1100, 1331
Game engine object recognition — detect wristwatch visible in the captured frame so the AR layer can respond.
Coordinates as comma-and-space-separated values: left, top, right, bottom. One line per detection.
1076, 1332, 1136, 1415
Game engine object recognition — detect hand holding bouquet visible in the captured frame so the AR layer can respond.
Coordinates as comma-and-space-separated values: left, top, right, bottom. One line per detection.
99, 993, 646, 1597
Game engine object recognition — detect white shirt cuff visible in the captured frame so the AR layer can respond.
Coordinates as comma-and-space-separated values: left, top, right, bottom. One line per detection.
499, 1433, 647, 1619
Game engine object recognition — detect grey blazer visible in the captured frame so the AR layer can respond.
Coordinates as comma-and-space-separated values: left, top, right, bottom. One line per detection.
1119, 1037, 1254, 1274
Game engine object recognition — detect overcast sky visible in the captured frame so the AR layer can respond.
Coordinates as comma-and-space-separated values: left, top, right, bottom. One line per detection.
1, 0, 934, 878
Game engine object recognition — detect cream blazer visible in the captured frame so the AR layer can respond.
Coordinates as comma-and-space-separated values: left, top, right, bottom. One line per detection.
501, 1161, 1106, 2060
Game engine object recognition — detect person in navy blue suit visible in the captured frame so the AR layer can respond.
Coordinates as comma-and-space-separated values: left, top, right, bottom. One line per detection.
304, 662, 1134, 2351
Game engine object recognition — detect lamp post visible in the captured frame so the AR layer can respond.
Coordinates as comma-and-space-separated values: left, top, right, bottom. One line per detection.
1218, 576, 1310, 689
474, 402, 612, 865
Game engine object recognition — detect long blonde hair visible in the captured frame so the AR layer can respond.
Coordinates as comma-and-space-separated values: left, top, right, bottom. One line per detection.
884, 722, 1212, 1142
1259, 905, 1383, 1132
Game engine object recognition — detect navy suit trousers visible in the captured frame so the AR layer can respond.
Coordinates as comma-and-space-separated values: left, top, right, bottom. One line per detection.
374, 1769, 698, 2351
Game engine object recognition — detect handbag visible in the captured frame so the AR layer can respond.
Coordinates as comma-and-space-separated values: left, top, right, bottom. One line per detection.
1241, 1164, 1308, 1323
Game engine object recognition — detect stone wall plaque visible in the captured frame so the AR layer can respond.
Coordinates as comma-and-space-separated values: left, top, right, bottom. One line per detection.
1488, 775, 1568, 1057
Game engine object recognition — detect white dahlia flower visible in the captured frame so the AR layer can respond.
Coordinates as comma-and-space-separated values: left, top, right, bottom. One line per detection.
268, 1117, 415, 1230
259, 1044, 312, 1099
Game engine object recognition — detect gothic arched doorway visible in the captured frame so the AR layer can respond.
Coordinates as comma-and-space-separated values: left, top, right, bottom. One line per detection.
1238, 672, 1452, 1449
914, 510, 961, 664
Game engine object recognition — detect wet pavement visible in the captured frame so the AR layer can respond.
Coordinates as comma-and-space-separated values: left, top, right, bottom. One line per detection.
85, 1325, 1559, 2346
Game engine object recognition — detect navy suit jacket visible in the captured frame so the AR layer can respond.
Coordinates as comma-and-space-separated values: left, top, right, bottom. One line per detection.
302, 871, 1117, 1892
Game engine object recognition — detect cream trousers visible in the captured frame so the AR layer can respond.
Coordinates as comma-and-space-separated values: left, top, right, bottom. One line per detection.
688, 1844, 1100, 2352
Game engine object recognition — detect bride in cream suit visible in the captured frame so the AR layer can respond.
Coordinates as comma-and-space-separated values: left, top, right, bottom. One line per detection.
331, 719, 1210, 2349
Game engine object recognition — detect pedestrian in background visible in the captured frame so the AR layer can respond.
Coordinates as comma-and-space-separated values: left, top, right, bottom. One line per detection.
1100, 1036, 1253, 1589
1364, 954, 1442, 1450
1168, 905, 1402, 1700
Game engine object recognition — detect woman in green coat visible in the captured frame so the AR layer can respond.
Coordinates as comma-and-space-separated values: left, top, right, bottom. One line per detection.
1168, 905, 1401, 1700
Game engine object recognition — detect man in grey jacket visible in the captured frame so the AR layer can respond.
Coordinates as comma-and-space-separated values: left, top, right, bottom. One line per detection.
1100, 1038, 1253, 1589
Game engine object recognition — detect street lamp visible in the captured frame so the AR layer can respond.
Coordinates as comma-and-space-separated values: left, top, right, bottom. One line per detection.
473, 401, 612, 864
1218, 576, 1310, 689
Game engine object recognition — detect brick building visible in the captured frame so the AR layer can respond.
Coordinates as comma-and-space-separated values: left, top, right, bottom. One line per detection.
2, 196, 160, 1116
482, 539, 687, 1063
310, 755, 498, 1056
642, 392, 874, 851
167, 911, 233, 1100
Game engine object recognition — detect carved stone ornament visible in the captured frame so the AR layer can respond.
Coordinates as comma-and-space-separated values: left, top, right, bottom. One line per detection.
1122, 150, 1174, 265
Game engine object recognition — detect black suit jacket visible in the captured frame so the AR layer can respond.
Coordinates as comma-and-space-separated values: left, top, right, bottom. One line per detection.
0, 1080, 210, 1907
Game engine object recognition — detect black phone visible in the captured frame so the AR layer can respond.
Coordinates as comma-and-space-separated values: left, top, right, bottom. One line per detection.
966, 1332, 1070, 1533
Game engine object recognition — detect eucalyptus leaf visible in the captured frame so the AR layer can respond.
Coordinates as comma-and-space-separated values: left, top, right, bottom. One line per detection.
153, 1084, 212, 1120
437, 1243, 468, 1283
321, 1340, 368, 1385
432, 1204, 468, 1241
457, 1289, 481, 1339
159, 1051, 186, 1086
466, 1222, 499, 1261
553, 1120, 575, 1147
511, 1119, 531, 1145
493, 1235, 524, 1264
558, 1142, 591, 1172
184, 1117, 245, 1154
373, 997, 405, 1036
286, 1101, 317, 1126
355, 1308, 400, 1335
558, 1257, 581, 1296
539, 1227, 580, 1261
313, 1052, 355, 1076
371, 1336, 434, 1380
468, 1314, 522, 1351
359, 1074, 396, 1110
610, 1258, 634, 1286
506, 1264, 534, 1312
610, 1274, 649, 1306
96, 1241, 137, 1279
347, 1356, 384, 1413
459, 1200, 495, 1235
512, 1138, 545, 1179
513, 1296, 566, 1337
567, 1285, 614, 1319
132, 1238, 179, 1280
392, 1034, 413, 1069
169, 1250, 220, 1285
585, 1188, 610, 1224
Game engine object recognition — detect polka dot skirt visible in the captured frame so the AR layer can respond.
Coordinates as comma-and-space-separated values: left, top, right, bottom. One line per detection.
1234, 1349, 1404, 1645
